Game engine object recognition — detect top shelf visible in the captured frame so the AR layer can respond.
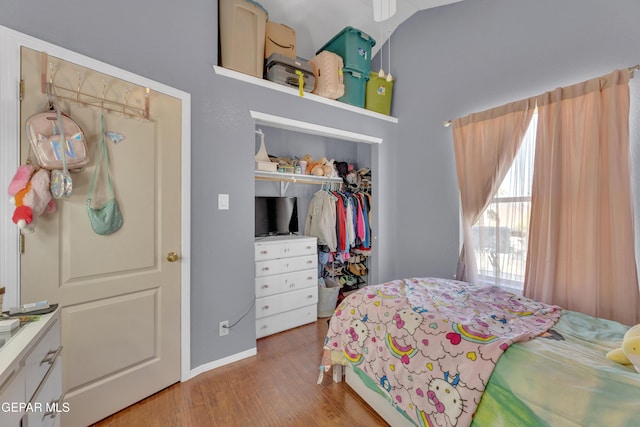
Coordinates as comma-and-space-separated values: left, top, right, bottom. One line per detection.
213, 65, 398, 124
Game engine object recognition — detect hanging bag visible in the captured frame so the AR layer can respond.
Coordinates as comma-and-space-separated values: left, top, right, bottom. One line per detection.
86, 114, 123, 235
25, 85, 89, 172
47, 85, 74, 199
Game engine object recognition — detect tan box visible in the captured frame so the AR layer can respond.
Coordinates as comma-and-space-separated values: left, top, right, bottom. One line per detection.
265, 21, 296, 59
219, 0, 268, 78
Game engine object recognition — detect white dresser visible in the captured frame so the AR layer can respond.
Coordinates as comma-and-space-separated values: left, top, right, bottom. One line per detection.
255, 235, 318, 338
0, 308, 63, 427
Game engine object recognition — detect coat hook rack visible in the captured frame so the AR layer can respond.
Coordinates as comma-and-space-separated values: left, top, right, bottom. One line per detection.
39, 51, 150, 121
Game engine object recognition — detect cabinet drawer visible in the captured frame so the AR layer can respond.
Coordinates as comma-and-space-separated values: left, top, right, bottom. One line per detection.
255, 268, 317, 298
27, 357, 63, 427
255, 255, 317, 277
256, 304, 317, 339
255, 239, 316, 261
0, 368, 26, 426
24, 318, 61, 402
256, 287, 318, 319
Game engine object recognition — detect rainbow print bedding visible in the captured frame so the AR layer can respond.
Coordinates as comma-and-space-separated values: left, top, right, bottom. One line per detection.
472, 310, 640, 427
321, 277, 562, 427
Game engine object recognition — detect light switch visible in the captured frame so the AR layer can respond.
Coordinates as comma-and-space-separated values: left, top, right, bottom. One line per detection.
218, 194, 229, 210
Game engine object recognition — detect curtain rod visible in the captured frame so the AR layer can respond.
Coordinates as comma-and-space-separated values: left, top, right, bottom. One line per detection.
443, 64, 640, 128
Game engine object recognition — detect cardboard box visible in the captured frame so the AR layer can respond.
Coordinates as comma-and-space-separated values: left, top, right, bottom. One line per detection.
265, 21, 296, 59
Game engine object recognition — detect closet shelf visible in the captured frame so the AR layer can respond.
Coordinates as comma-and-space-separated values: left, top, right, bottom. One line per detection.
213, 65, 398, 124
255, 170, 343, 185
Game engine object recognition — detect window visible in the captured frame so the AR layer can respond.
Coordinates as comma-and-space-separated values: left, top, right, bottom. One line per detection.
473, 114, 537, 293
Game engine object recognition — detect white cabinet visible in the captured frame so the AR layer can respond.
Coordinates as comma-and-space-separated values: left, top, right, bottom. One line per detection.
0, 309, 63, 427
255, 235, 318, 338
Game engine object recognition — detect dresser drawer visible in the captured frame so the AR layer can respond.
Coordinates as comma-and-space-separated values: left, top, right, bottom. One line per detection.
256, 305, 318, 339
0, 368, 26, 427
255, 254, 317, 277
256, 287, 318, 319
255, 238, 317, 261
24, 318, 61, 402
255, 268, 317, 298
27, 356, 63, 427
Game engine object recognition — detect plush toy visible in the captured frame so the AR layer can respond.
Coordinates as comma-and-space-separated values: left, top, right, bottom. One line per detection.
310, 156, 329, 176
323, 159, 338, 178
8, 165, 56, 233
606, 324, 640, 373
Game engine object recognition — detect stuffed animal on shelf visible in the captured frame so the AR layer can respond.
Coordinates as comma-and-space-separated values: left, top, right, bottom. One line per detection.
325, 159, 339, 178
606, 324, 640, 373
310, 156, 329, 176
8, 164, 56, 234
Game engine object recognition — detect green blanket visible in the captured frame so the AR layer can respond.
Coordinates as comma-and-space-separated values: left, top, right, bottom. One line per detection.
472, 311, 640, 427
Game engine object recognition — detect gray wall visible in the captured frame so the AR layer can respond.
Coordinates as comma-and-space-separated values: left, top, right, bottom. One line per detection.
2, 0, 639, 371
379, 0, 640, 281
0, 0, 397, 370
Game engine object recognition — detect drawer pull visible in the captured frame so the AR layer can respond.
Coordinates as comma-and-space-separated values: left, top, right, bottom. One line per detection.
262, 305, 270, 310
262, 266, 270, 272
307, 294, 314, 299
260, 250, 268, 255
43, 393, 66, 420
289, 283, 296, 288
261, 325, 268, 330
306, 246, 312, 250
262, 284, 269, 289
307, 260, 313, 264
307, 276, 313, 280
40, 345, 63, 366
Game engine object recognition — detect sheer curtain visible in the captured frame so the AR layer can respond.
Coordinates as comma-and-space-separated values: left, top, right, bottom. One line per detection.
524, 69, 640, 325
453, 99, 535, 284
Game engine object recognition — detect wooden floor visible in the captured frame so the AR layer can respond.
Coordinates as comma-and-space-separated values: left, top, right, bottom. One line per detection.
91, 319, 389, 427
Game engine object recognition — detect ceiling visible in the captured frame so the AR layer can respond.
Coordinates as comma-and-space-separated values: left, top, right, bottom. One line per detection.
256, 0, 464, 60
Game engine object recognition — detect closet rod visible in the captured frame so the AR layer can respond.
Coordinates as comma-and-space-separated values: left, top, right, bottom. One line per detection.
443, 64, 640, 128
256, 175, 343, 186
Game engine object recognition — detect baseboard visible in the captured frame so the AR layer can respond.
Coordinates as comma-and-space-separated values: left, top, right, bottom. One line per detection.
188, 347, 257, 379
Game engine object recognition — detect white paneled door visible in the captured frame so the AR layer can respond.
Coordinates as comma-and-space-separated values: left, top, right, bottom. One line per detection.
20, 46, 183, 426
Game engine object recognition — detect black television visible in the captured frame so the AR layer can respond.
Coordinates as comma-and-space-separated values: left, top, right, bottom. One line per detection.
255, 196, 299, 237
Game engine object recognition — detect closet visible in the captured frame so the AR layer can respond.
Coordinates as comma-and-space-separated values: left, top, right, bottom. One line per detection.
252, 111, 377, 324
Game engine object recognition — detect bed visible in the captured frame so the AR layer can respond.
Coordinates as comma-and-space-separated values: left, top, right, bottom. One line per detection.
319, 277, 640, 427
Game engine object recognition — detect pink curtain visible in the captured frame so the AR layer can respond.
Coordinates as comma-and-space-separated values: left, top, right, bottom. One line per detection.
453, 99, 535, 284
524, 69, 640, 325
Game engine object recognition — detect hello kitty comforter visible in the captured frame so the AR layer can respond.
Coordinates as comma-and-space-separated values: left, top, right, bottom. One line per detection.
321, 277, 562, 427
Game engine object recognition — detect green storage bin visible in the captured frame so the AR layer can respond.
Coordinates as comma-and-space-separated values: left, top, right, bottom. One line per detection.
317, 26, 376, 75
365, 72, 394, 115
339, 68, 368, 108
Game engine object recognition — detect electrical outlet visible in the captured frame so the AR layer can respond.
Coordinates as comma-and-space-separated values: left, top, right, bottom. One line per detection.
219, 320, 229, 336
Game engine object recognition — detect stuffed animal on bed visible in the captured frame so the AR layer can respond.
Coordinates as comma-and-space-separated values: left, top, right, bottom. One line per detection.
606, 324, 640, 373
8, 164, 56, 233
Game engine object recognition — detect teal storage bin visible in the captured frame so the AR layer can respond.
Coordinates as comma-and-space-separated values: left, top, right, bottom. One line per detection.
339, 68, 369, 108
317, 26, 376, 75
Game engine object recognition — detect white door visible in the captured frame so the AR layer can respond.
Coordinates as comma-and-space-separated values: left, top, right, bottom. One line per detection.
19, 47, 182, 426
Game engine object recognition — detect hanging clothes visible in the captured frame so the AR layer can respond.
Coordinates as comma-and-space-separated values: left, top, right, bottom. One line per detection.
306, 186, 372, 255
304, 189, 337, 252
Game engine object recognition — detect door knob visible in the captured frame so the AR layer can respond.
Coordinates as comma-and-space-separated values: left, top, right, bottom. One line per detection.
167, 252, 180, 262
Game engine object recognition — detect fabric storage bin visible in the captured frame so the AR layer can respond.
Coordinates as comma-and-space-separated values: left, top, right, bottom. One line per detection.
309, 51, 345, 99
339, 68, 368, 108
265, 21, 296, 59
219, 0, 268, 78
317, 26, 376, 75
317, 281, 340, 318
365, 72, 394, 115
